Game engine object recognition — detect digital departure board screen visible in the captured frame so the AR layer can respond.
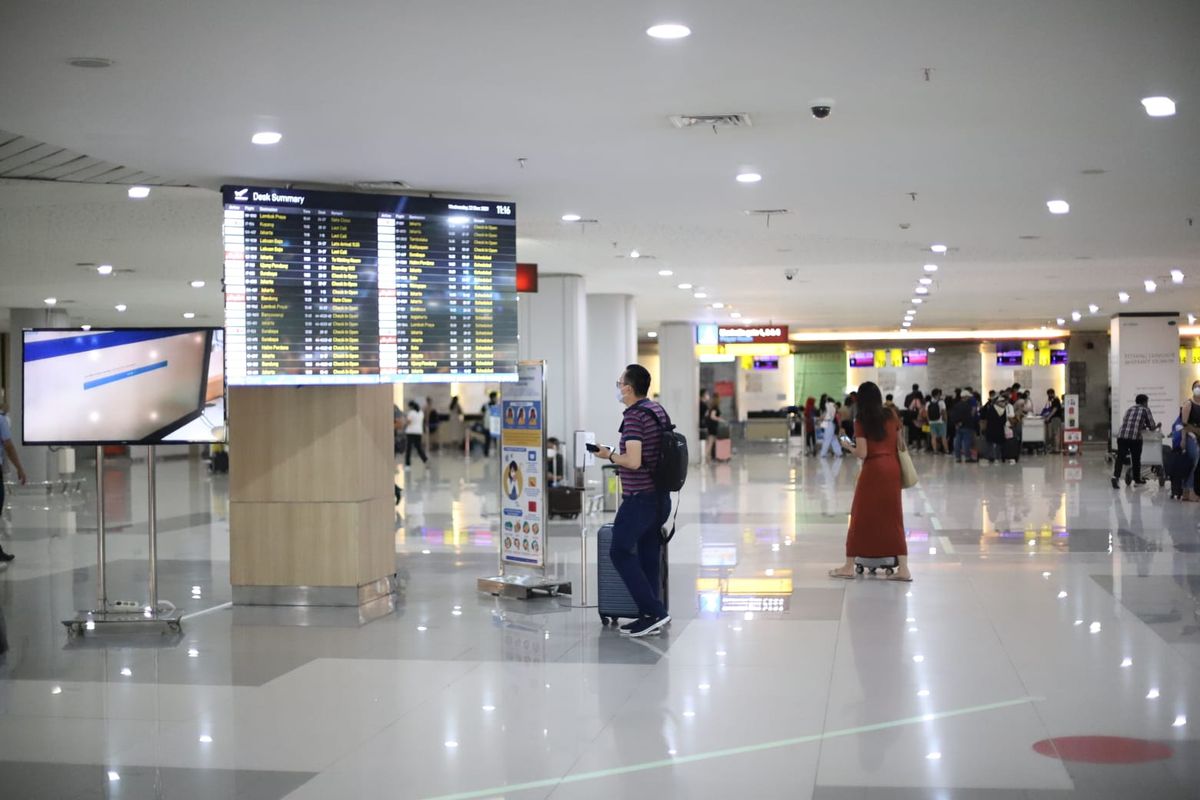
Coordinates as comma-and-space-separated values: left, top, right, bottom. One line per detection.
222, 185, 518, 385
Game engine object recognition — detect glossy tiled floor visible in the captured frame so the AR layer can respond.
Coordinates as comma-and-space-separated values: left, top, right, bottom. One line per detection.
0, 441, 1197, 798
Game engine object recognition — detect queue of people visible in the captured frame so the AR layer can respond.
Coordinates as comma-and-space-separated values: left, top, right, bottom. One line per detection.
800, 383, 1067, 465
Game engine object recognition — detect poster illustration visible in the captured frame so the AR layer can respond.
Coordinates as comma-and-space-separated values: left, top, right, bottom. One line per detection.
500, 362, 545, 566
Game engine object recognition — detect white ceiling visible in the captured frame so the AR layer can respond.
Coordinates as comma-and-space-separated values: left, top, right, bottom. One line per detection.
1, 0, 1199, 332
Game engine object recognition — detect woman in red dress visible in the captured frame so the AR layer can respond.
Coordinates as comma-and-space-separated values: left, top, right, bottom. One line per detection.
828, 381, 912, 581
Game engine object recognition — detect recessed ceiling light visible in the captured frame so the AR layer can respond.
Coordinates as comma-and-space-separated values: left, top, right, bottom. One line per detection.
646, 23, 691, 39
919, 277, 933, 285
44, 297, 57, 305
736, 172, 762, 184
712, 302, 724, 309
912, 298, 924, 304
81, 324, 92, 331
1118, 291, 1130, 303
1144, 279, 1157, 293
1088, 304, 1100, 314
1071, 311, 1082, 321
902, 322, 912, 327
199, 735, 213, 743
1171, 269, 1185, 284
68, 57, 115, 69
251, 131, 282, 145
190, 280, 206, 288
1147, 688, 1160, 699
647, 331, 658, 338
915, 286, 929, 295
1047, 200, 1070, 215
730, 312, 742, 319
1056, 317, 1066, 326
930, 244, 947, 254
658, 269, 673, 276
183, 312, 196, 319
928, 347, 937, 353
561, 213, 581, 222
115, 304, 127, 312
1141, 96, 1176, 117
693, 292, 708, 299
107, 771, 121, 782
1174, 715, 1188, 727
923, 264, 938, 272
97, 264, 113, 275
678, 283, 693, 290
127, 186, 150, 199
630, 250, 641, 259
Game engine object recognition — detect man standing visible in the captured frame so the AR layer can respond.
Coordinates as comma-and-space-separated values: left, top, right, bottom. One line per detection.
904, 383, 924, 450
0, 403, 28, 562
1042, 389, 1064, 453
597, 365, 672, 638
1112, 394, 1159, 488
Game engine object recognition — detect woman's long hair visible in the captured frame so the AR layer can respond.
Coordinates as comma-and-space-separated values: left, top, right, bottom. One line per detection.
856, 381, 890, 441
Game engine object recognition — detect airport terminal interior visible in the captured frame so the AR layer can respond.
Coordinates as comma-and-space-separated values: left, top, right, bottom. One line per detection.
1, 3, 1199, 798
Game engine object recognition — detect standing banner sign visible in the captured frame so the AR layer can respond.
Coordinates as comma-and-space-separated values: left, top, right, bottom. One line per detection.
1110, 314, 1180, 448
479, 361, 571, 599
501, 361, 546, 566
1063, 394, 1082, 455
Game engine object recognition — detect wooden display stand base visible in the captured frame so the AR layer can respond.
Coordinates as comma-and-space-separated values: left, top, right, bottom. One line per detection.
228, 384, 396, 608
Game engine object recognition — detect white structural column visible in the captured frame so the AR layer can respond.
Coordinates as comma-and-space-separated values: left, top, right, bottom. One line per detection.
6, 307, 70, 481
517, 274, 587, 465
658, 321, 701, 463
584, 294, 637, 445
1109, 312, 1179, 444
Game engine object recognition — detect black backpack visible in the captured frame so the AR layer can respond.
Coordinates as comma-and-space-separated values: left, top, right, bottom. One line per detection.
634, 404, 689, 493
927, 400, 942, 421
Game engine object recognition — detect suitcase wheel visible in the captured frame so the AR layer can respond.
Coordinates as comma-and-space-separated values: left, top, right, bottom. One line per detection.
599, 614, 612, 625
855, 564, 864, 575
885, 568, 895, 576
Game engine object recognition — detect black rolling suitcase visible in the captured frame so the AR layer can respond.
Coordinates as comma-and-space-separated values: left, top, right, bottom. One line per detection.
1165, 445, 1191, 499
597, 523, 669, 625
548, 486, 583, 519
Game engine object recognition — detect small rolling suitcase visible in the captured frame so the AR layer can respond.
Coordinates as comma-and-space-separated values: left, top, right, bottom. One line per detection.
855, 556, 899, 576
597, 523, 669, 625
713, 438, 733, 462
549, 486, 583, 519
1165, 446, 1190, 499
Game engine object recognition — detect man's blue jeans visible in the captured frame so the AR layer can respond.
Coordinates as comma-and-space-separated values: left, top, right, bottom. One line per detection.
610, 491, 671, 618
954, 428, 974, 460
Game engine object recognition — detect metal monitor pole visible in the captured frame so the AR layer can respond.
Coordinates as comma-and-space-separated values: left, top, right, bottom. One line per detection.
95, 446, 107, 612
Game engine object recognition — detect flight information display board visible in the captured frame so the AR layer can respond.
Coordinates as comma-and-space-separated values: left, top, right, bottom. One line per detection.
222, 185, 518, 385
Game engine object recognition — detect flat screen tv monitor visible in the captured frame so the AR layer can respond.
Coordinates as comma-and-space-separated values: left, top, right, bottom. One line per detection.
222, 184, 519, 386
22, 328, 225, 445
996, 350, 1023, 366
903, 349, 928, 366
847, 351, 874, 367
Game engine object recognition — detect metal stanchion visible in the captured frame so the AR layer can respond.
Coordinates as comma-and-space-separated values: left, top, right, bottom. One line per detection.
95, 446, 107, 612
147, 445, 158, 612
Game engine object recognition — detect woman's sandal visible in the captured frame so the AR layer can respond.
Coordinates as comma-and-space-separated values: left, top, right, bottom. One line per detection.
828, 568, 857, 579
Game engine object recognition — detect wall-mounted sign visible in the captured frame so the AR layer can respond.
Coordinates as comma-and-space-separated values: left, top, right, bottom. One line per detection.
1050, 350, 1069, 365
717, 326, 789, 344
752, 356, 779, 370
996, 350, 1023, 366
696, 324, 719, 346
516, 262, 539, 293
848, 351, 874, 367
903, 349, 928, 366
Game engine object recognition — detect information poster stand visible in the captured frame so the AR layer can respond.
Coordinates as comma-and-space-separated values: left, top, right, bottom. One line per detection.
62, 446, 184, 637
478, 361, 571, 599
1063, 394, 1082, 456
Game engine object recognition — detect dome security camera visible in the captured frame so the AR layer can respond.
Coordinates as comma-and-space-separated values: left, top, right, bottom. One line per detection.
810, 98, 835, 120
785, 269, 798, 281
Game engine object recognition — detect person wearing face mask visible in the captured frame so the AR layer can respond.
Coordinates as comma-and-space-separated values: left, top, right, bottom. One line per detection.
1175, 381, 1200, 501
981, 392, 1010, 464
596, 365, 673, 638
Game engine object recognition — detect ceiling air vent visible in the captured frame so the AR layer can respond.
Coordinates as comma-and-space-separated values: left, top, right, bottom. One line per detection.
669, 113, 753, 129
353, 180, 410, 192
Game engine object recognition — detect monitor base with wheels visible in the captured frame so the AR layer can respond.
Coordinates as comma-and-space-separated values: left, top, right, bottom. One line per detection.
478, 574, 572, 599
62, 607, 184, 638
